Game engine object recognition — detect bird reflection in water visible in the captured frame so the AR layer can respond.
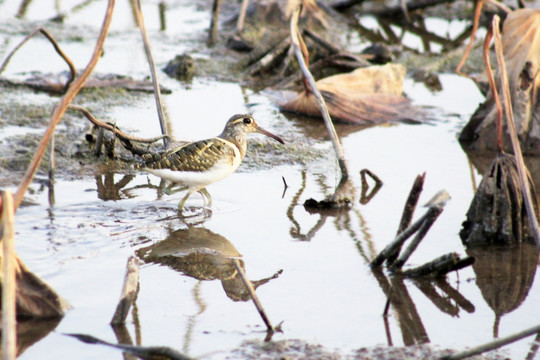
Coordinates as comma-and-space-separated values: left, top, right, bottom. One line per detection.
136, 226, 282, 301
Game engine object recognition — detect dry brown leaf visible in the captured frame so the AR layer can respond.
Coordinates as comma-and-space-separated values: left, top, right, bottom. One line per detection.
277, 63, 421, 124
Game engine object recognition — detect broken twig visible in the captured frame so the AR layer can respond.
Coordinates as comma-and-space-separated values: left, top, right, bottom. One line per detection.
111, 256, 140, 325
401, 253, 474, 278
390, 205, 445, 271
386, 173, 424, 264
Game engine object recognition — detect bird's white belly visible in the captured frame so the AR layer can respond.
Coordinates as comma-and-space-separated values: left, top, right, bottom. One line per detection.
143, 157, 241, 188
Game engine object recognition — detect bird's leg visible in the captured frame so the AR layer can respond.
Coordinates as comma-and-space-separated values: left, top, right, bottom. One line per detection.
164, 183, 188, 195
198, 188, 213, 207
177, 191, 194, 211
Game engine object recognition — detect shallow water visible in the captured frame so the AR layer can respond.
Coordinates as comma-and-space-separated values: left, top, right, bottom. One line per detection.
2, 1, 540, 359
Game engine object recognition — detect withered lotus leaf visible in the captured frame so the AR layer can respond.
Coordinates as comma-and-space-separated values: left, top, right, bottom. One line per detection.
277, 63, 421, 124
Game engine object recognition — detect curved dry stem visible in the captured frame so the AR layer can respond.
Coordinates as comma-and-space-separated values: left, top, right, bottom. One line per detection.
0, 28, 77, 90
482, 24, 503, 151
289, 5, 349, 179
69, 105, 169, 143
1, 191, 16, 360
13, 0, 116, 212
492, 16, 540, 249
455, 0, 483, 80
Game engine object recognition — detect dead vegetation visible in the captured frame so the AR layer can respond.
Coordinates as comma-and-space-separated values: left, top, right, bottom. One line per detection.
2, 0, 540, 359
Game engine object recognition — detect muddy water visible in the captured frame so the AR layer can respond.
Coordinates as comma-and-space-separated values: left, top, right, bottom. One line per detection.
2, 1, 540, 359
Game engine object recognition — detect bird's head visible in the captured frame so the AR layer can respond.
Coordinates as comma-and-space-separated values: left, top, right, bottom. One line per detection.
222, 114, 284, 144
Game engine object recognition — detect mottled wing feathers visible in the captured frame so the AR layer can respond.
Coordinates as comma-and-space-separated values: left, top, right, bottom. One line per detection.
138, 139, 236, 172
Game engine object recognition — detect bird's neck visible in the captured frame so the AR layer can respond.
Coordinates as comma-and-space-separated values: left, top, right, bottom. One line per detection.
218, 132, 247, 158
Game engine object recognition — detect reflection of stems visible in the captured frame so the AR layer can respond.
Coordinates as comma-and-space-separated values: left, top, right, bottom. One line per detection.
133, 301, 142, 346
435, 278, 475, 313
371, 268, 429, 346
183, 281, 206, 355
287, 171, 306, 238
525, 331, 540, 360
414, 280, 458, 317
359, 169, 383, 205
111, 324, 137, 360
233, 259, 273, 332
337, 209, 371, 263
48, 140, 56, 207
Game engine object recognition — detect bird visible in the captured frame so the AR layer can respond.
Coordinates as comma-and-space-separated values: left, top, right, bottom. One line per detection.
136, 114, 284, 211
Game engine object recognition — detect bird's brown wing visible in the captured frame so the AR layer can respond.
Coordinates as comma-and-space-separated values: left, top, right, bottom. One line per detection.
138, 139, 236, 172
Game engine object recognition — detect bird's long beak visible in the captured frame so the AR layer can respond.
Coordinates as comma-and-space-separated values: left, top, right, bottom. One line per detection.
256, 126, 285, 144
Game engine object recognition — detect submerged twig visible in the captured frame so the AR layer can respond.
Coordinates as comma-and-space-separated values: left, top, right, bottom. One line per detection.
65, 333, 191, 360
442, 323, 540, 360
13, 0, 116, 212
134, 0, 170, 148
1, 191, 16, 360
492, 16, 540, 249
289, 5, 349, 180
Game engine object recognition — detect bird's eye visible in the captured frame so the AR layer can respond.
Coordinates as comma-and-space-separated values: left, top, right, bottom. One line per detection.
243, 117, 252, 124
